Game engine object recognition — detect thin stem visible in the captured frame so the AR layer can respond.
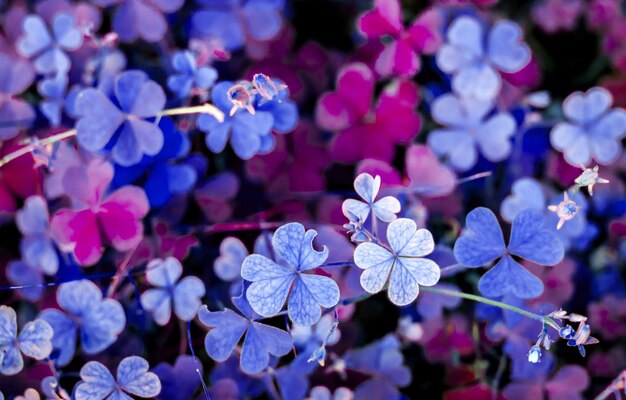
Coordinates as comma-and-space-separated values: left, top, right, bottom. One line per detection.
594, 371, 626, 400
0, 129, 77, 167
420, 286, 561, 331
158, 103, 224, 122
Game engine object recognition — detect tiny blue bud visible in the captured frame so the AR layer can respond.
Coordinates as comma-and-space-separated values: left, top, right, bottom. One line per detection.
528, 346, 542, 363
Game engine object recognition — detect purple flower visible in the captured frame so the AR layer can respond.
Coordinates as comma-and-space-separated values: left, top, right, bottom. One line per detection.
0, 52, 35, 140
167, 50, 218, 99
16, 196, 58, 275
74, 70, 166, 166
90, 0, 184, 42
550, 87, 626, 166
436, 15, 531, 101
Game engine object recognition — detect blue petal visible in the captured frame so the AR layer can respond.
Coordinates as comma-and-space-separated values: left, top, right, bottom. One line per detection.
0, 305, 17, 342
428, 129, 477, 171
242, 0, 283, 41
389, 258, 440, 306
478, 255, 544, 299
81, 299, 126, 354
253, 321, 292, 357
476, 113, 516, 162
354, 242, 394, 294
230, 112, 273, 159
195, 67, 218, 89
114, 70, 148, 113
140, 288, 172, 326
198, 306, 248, 362
192, 10, 244, 51
17, 15, 52, 57
486, 20, 530, 73
144, 163, 172, 207
116, 356, 161, 398
16, 196, 48, 234
167, 75, 193, 98
199, 114, 231, 153
173, 276, 206, 321
57, 280, 102, 317
500, 178, 546, 222
210, 81, 236, 114
342, 199, 371, 223
387, 219, 434, 257
240, 324, 270, 374
21, 236, 59, 275
508, 209, 565, 266
214, 237, 248, 281
454, 207, 506, 267
75, 361, 116, 400
288, 274, 339, 326
257, 99, 298, 133
38, 309, 77, 366
171, 51, 195, 75
242, 255, 294, 317
17, 319, 53, 360
272, 223, 328, 271
52, 13, 83, 50
146, 257, 182, 287
0, 344, 23, 376
6, 261, 44, 302
75, 89, 125, 152
167, 164, 197, 193
372, 197, 401, 223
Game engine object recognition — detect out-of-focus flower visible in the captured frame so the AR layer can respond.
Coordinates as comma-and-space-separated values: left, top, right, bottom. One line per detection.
0, 52, 35, 140
531, 0, 583, 34
167, 50, 218, 99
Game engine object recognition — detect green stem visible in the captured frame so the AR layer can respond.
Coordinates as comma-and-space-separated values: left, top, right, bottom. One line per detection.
420, 286, 561, 331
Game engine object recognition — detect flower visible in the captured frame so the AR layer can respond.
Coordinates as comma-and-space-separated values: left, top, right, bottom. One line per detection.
357, 0, 442, 76
0, 306, 53, 376
192, 0, 285, 52
0, 52, 35, 140
37, 73, 69, 126
17, 13, 83, 74
252, 73, 287, 104
342, 172, 400, 225
548, 191, 581, 230
167, 50, 218, 98
90, 0, 184, 42
38, 280, 126, 366
527, 345, 542, 363
353, 218, 441, 305
74, 70, 166, 166
198, 293, 292, 374
197, 81, 274, 159
241, 222, 340, 326
140, 257, 206, 325
316, 63, 421, 163
427, 92, 517, 171
454, 207, 564, 299
16, 196, 58, 275
50, 160, 149, 266
575, 165, 610, 195
550, 87, 626, 166
436, 15, 531, 101
74, 356, 161, 400
152, 355, 202, 400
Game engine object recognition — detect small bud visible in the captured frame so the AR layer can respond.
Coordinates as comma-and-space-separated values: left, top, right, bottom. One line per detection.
528, 346, 542, 363
308, 346, 327, 367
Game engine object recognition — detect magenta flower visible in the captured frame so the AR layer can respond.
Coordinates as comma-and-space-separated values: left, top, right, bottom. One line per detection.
50, 160, 149, 266
357, 0, 442, 77
503, 365, 589, 400
316, 63, 421, 163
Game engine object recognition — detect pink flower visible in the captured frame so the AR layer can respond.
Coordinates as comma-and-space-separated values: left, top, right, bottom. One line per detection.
50, 160, 149, 266
419, 315, 474, 364
503, 365, 589, 400
246, 121, 330, 194
194, 172, 239, 223
588, 295, 626, 340
316, 63, 421, 164
357, 1, 442, 77
531, 0, 583, 34
587, 0, 622, 29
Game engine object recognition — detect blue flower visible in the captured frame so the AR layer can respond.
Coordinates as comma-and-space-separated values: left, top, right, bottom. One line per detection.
241, 222, 340, 326
254, 86, 299, 154
6, 260, 44, 302
37, 73, 69, 127
0, 306, 53, 376
167, 51, 218, 99
353, 218, 440, 306
111, 117, 197, 207
454, 207, 565, 299
17, 13, 83, 75
140, 257, 206, 326
342, 172, 401, 224
74, 70, 166, 166
192, 0, 285, 52
197, 81, 274, 159
16, 196, 58, 275
427, 92, 517, 171
38, 280, 126, 366
198, 293, 292, 374
550, 87, 626, 166
74, 356, 161, 400
436, 16, 531, 101
152, 355, 202, 400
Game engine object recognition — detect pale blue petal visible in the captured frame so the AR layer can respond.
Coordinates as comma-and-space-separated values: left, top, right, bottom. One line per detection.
563, 87, 611, 125
21, 236, 59, 275
399, 258, 440, 287
487, 20, 530, 72
508, 209, 564, 266
452, 63, 500, 101
354, 243, 394, 294
428, 129, 477, 171
478, 255, 544, 298
354, 173, 380, 204
214, 237, 248, 281
198, 306, 248, 362
342, 199, 370, 223
299, 274, 340, 309
476, 113, 516, 161
590, 109, 626, 164
52, 13, 83, 50
387, 260, 420, 306
241, 254, 294, 281
272, 223, 328, 271
388, 219, 434, 257
75, 89, 125, 152
57, 280, 102, 317
454, 207, 506, 267
0, 344, 23, 375
246, 274, 294, 317
6, 261, 43, 301
81, 299, 126, 354
38, 309, 77, 366
241, 1, 283, 41
550, 122, 584, 152
500, 178, 546, 222
253, 322, 292, 356
195, 67, 218, 89
445, 16, 484, 62
129, 80, 166, 118
114, 70, 146, 113
436, 44, 474, 74
17, 319, 53, 360
288, 276, 322, 326
146, 257, 182, 287
231, 112, 273, 159
17, 15, 52, 57
75, 361, 116, 400
173, 276, 206, 321
240, 325, 270, 374
0, 306, 17, 346
113, 119, 164, 166
431, 94, 466, 127
16, 196, 48, 235
168, 75, 193, 98
107, 390, 133, 400
140, 288, 171, 326
117, 356, 161, 397
372, 196, 400, 222
200, 116, 231, 153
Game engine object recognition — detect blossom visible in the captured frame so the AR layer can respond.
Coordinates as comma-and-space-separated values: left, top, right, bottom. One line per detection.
427, 92, 517, 171
354, 218, 441, 305
316, 63, 421, 163
342, 172, 400, 224
436, 15, 531, 100
550, 87, 626, 166
167, 50, 218, 98
0, 52, 35, 140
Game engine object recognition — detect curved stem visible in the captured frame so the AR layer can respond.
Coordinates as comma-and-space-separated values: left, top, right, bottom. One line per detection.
420, 286, 561, 331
